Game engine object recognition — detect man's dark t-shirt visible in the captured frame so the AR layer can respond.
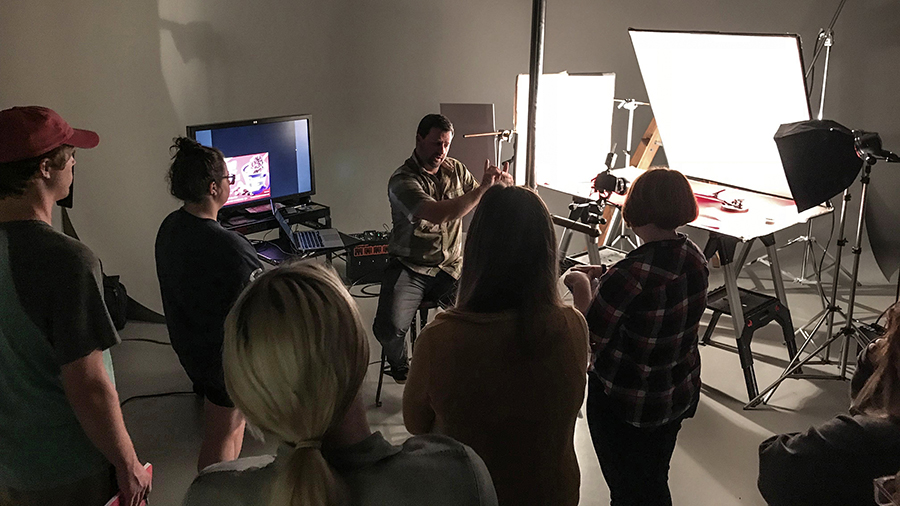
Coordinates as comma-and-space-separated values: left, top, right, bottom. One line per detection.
155, 209, 261, 406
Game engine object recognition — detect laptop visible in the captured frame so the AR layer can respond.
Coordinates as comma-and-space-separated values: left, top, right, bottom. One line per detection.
272, 202, 345, 252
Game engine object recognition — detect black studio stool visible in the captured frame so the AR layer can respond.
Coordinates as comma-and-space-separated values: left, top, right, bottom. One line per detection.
375, 297, 439, 408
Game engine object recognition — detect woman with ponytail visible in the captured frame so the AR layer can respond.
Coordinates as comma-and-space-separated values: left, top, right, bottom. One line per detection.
758, 302, 900, 506
184, 262, 497, 506
155, 137, 262, 471
403, 185, 589, 505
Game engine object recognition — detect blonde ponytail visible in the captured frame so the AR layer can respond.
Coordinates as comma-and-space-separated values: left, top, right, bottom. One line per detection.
224, 262, 369, 506
270, 448, 339, 505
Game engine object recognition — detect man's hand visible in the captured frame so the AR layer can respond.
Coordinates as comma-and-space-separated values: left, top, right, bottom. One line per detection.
116, 460, 152, 506
481, 160, 515, 188
481, 159, 500, 187
498, 161, 514, 186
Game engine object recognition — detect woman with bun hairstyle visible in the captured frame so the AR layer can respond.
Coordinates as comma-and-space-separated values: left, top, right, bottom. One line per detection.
184, 262, 497, 506
155, 137, 262, 471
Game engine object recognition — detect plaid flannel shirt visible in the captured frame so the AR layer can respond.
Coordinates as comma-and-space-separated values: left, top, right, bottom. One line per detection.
586, 234, 709, 428
387, 153, 478, 279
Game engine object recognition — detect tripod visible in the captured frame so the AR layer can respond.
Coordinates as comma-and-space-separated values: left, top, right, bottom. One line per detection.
747, 155, 877, 408
555, 198, 609, 266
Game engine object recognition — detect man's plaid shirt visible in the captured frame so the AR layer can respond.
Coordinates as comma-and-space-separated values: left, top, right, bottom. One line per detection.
586, 234, 709, 428
387, 152, 478, 279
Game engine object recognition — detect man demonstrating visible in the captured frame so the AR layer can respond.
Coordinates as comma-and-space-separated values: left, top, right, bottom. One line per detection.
373, 113, 513, 382
0, 106, 151, 506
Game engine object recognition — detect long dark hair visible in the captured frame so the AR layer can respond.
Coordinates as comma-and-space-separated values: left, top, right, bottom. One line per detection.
852, 302, 900, 420
456, 185, 562, 352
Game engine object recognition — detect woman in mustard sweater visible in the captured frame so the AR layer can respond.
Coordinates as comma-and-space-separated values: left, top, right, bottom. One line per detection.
404, 185, 589, 506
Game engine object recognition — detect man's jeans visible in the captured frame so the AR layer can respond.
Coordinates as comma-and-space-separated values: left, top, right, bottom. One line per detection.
372, 259, 456, 372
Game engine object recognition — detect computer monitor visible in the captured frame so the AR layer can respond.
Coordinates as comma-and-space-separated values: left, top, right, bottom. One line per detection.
187, 114, 316, 211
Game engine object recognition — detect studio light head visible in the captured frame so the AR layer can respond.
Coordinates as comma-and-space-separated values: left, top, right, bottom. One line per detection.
775, 120, 899, 212
853, 131, 900, 163
774, 119, 863, 212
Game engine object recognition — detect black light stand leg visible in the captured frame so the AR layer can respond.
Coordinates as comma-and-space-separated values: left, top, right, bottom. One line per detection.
746, 324, 851, 408
838, 161, 874, 377
375, 350, 386, 407
822, 188, 852, 360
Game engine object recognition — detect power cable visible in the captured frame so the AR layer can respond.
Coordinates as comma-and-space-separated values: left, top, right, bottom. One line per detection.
121, 338, 170, 346
120, 391, 196, 408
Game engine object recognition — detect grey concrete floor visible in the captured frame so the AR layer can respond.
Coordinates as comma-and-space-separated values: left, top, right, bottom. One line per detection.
112, 249, 897, 505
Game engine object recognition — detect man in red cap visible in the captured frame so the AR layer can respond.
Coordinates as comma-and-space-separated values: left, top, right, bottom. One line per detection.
0, 106, 151, 506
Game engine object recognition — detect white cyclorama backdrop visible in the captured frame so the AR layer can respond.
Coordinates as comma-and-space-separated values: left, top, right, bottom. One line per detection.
514, 73, 616, 198
629, 30, 811, 200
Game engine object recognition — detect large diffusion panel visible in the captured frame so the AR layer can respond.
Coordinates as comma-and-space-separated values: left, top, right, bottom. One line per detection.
629, 30, 811, 200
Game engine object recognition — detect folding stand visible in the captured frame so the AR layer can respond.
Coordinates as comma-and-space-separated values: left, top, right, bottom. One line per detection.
701, 233, 800, 402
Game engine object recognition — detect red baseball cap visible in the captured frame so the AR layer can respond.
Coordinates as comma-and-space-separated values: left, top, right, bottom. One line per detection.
0, 106, 100, 163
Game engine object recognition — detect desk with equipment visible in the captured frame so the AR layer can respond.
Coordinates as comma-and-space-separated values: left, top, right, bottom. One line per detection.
220, 202, 358, 264
189, 114, 356, 264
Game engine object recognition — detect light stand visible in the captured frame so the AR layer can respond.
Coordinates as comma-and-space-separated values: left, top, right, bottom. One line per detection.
748, 162, 869, 407
748, 127, 898, 408
605, 98, 650, 251
750, 0, 857, 374
463, 129, 518, 175
753, 0, 852, 288
613, 98, 650, 168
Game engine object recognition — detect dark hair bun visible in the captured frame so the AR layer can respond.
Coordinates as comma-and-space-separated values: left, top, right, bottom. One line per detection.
172, 136, 203, 158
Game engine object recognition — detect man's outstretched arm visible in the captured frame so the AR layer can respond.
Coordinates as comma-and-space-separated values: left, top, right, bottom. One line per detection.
61, 350, 152, 506
414, 160, 513, 224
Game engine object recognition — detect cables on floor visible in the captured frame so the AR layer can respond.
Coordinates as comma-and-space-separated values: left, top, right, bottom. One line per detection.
117, 337, 195, 407
120, 391, 196, 408
120, 338, 171, 346
347, 269, 382, 299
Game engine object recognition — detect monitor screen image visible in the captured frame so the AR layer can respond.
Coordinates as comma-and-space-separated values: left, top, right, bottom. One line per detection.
187, 114, 315, 209
224, 152, 271, 206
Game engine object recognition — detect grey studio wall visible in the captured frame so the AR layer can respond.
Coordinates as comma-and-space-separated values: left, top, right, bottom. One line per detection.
2, 0, 898, 311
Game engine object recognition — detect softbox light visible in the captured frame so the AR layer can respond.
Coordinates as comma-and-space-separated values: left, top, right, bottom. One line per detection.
774, 119, 863, 212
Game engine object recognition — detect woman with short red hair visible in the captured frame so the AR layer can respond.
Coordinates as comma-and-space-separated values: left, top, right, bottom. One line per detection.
566, 167, 709, 506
